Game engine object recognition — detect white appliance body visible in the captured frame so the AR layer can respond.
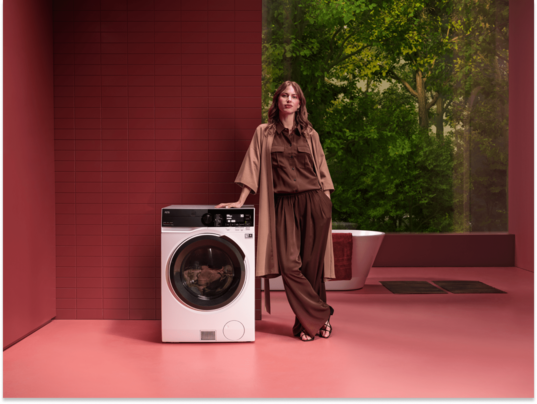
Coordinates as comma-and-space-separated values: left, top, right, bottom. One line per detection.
161, 205, 255, 343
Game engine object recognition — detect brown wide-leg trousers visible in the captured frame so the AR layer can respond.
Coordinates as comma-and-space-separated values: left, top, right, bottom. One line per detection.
274, 188, 332, 337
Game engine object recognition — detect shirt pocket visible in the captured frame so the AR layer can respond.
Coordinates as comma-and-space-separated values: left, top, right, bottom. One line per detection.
297, 145, 314, 170
271, 146, 285, 167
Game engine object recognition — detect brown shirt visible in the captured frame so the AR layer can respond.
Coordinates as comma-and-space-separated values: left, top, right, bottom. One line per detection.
271, 121, 322, 194
234, 123, 336, 281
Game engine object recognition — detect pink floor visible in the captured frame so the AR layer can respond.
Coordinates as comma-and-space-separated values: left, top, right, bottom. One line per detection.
4, 267, 534, 398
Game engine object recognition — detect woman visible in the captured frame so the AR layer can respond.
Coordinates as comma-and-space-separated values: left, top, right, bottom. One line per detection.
216, 81, 335, 341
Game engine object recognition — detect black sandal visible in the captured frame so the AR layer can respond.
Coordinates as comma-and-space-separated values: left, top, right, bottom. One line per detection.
319, 306, 334, 339
299, 329, 314, 342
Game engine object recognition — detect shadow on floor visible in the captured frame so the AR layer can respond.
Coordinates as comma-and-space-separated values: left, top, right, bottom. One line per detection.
254, 319, 295, 339
105, 320, 162, 344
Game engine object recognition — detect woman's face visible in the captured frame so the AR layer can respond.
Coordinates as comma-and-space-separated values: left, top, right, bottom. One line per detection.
278, 85, 301, 116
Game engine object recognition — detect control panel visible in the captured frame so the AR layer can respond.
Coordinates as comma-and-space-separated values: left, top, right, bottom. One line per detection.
162, 207, 254, 228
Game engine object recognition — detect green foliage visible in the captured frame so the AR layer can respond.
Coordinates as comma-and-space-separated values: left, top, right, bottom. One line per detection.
449, 0, 509, 231
262, 0, 387, 126
262, 0, 508, 232
324, 85, 454, 232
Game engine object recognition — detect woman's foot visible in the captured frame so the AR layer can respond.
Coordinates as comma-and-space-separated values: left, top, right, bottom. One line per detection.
319, 306, 334, 339
299, 329, 314, 341
319, 320, 332, 338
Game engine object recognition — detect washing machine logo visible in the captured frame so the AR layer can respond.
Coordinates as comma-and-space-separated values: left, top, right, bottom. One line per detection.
245, 234, 253, 238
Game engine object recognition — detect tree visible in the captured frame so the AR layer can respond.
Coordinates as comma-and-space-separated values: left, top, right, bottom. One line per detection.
261, 0, 508, 233
368, 0, 457, 134
450, 0, 508, 231
262, 0, 385, 132
324, 85, 454, 232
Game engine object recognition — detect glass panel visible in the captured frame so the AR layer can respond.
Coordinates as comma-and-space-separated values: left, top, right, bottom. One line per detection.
169, 236, 245, 310
175, 246, 235, 299
262, 0, 509, 232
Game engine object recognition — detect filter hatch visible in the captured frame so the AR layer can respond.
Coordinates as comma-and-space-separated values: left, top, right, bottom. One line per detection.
200, 330, 216, 341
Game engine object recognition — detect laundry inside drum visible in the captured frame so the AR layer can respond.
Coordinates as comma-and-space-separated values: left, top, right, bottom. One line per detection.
176, 246, 235, 300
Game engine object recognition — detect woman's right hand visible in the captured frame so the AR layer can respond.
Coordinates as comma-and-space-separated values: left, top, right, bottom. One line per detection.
215, 185, 251, 209
214, 201, 243, 209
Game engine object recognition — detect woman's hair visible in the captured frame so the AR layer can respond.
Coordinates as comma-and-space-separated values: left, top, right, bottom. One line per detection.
267, 81, 312, 137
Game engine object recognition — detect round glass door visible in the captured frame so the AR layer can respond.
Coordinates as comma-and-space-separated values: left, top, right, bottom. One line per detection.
169, 235, 245, 310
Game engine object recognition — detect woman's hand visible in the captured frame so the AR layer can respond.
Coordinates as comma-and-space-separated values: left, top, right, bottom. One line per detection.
324, 190, 331, 199
215, 201, 243, 209
215, 185, 252, 209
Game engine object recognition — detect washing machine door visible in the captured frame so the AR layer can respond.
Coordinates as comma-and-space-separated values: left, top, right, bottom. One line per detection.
168, 235, 246, 310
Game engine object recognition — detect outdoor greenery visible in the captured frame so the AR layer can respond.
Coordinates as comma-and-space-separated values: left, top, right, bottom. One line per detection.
450, 0, 509, 232
262, 0, 508, 232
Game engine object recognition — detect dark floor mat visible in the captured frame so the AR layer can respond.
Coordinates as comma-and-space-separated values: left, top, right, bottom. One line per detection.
379, 281, 448, 294
433, 281, 506, 294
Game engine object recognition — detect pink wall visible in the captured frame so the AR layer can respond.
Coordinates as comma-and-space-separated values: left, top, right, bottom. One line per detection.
508, 0, 534, 272
52, 0, 262, 319
4, 0, 56, 349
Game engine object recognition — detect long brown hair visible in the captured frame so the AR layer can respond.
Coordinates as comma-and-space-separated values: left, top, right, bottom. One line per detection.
267, 81, 312, 137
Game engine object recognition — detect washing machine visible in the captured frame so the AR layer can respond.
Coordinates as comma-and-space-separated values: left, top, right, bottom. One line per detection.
161, 205, 255, 343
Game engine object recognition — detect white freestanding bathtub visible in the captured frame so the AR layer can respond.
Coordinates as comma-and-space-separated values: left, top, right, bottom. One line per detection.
262, 230, 385, 291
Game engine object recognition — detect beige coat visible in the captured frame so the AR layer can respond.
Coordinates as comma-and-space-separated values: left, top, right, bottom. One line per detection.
235, 123, 336, 281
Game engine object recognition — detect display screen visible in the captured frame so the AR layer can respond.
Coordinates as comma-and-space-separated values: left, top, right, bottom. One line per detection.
226, 213, 246, 225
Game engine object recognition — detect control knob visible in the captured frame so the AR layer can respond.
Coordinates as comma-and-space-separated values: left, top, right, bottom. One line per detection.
201, 213, 213, 226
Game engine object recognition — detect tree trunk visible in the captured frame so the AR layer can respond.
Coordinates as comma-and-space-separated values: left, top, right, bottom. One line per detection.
435, 93, 444, 139
451, 0, 468, 232
461, 86, 482, 232
290, 0, 306, 85
462, 117, 471, 232
415, 70, 428, 129
282, 0, 293, 80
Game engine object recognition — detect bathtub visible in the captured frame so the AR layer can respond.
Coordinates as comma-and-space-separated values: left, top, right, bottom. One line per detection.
262, 230, 385, 291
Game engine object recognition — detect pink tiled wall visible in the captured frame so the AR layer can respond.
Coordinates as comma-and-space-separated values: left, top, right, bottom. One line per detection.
53, 0, 261, 319
4, 0, 56, 349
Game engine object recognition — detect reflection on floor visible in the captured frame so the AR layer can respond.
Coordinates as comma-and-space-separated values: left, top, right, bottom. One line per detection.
4, 267, 533, 398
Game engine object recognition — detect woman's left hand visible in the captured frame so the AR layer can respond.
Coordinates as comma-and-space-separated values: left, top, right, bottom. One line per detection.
324, 191, 331, 199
